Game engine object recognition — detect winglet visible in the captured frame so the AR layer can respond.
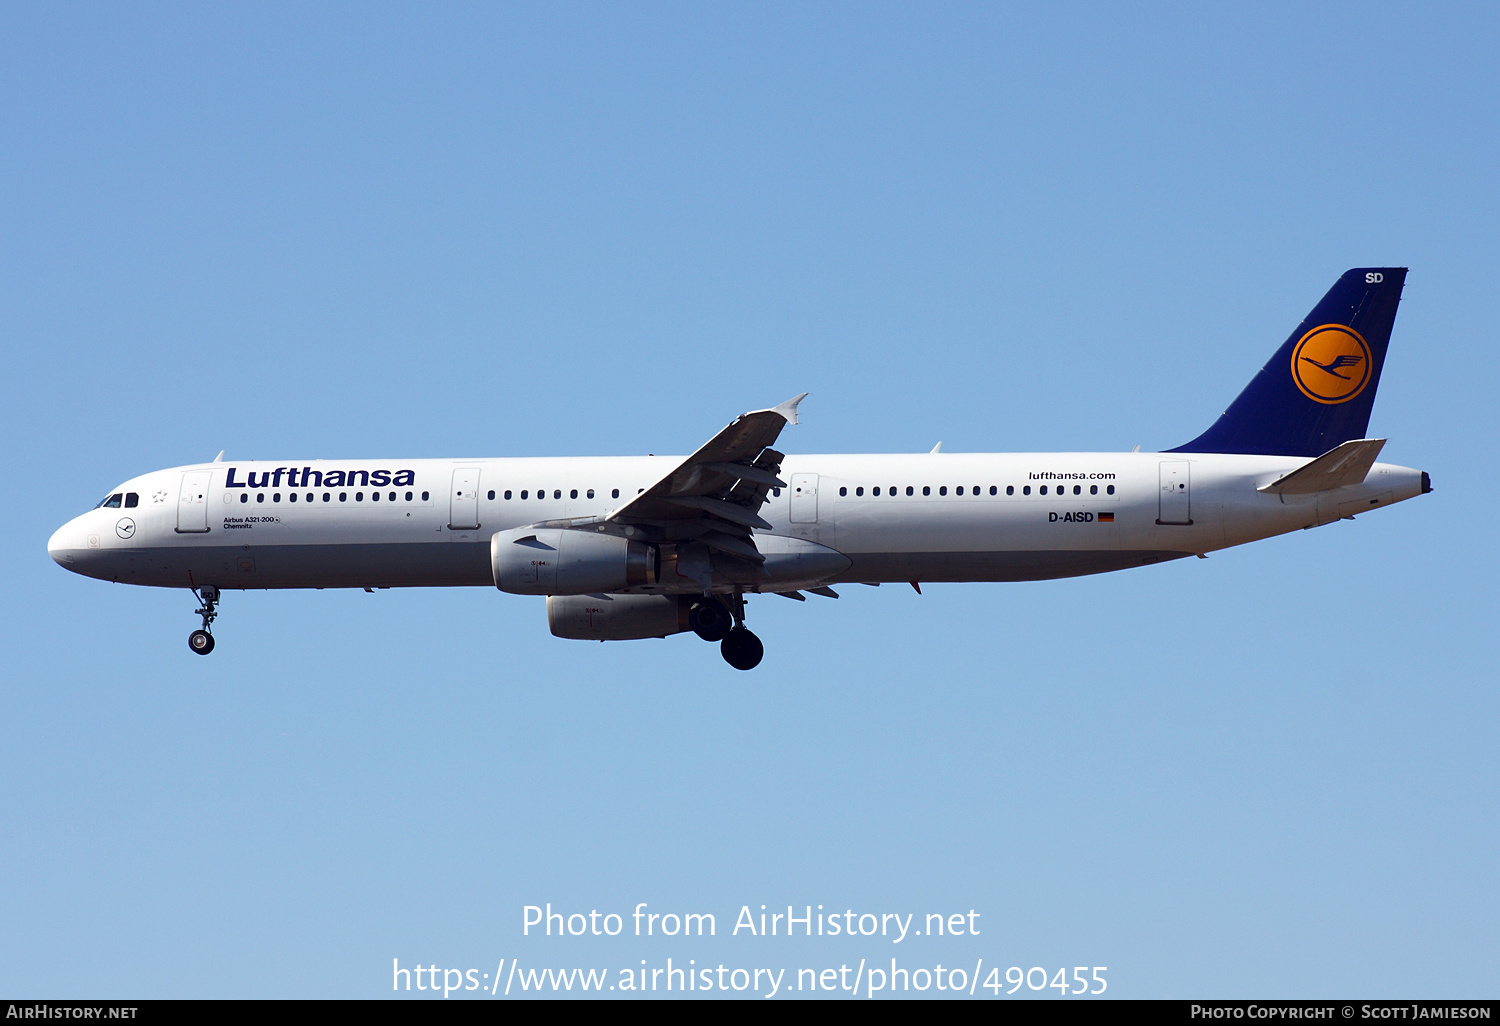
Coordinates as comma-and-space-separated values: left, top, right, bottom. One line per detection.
771, 393, 808, 426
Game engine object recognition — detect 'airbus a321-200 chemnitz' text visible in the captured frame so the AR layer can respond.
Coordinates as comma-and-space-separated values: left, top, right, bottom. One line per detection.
50, 269, 1430, 669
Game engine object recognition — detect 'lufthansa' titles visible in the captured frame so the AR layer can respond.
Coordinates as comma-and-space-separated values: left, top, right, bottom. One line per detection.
225, 467, 416, 489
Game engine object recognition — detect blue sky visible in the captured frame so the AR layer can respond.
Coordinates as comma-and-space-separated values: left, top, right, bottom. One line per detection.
2, 2, 1496, 998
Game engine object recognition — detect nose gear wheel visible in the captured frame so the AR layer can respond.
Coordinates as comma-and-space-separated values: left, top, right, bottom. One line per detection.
188, 586, 220, 656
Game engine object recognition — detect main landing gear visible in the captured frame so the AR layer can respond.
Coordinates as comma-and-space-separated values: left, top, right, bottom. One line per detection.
690, 594, 763, 671
188, 586, 219, 655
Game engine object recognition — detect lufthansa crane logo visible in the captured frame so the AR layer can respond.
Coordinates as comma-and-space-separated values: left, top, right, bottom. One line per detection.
1290, 324, 1372, 404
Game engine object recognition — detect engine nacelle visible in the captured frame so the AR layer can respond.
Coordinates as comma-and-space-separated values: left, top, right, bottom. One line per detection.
547, 593, 690, 641
491, 527, 659, 596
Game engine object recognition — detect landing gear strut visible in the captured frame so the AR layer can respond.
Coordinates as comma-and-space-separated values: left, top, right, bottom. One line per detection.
716, 592, 763, 671
188, 586, 219, 655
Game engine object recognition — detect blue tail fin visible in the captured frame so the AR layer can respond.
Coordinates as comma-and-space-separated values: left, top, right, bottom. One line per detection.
1168, 268, 1407, 457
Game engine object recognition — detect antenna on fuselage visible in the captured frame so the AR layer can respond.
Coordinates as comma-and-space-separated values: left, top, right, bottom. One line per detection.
212, 450, 224, 463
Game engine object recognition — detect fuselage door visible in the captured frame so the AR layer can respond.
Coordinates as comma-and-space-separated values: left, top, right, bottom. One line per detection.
449, 468, 481, 530
1157, 461, 1192, 525
789, 473, 819, 523
176, 470, 211, 533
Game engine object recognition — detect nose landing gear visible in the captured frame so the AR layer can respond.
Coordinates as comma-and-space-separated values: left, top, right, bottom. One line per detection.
188, 586, 219, 655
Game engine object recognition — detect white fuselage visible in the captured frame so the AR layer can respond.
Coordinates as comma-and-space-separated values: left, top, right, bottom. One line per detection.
47, 451, 1425, 593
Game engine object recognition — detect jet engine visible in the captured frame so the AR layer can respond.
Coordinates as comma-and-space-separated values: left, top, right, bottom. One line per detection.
547, 594, 690, 640
491, 527, 659, 596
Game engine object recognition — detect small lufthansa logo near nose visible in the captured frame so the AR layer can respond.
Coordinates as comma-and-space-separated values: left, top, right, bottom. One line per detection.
115, 518, 136, 540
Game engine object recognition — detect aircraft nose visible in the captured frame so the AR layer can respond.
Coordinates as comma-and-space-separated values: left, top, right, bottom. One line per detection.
48, 520, 78, 567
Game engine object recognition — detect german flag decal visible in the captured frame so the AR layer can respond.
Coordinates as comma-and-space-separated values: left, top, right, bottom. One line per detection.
1097, 512, 1115, 523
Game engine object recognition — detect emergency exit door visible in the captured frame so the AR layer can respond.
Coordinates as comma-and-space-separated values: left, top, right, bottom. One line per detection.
449, 468, 481, 530
1157, 461, 1192, 525
789, 473, 819, 523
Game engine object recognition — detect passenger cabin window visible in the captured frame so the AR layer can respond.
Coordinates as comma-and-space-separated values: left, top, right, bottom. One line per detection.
488, 490, 496, 500
613, 489, 620, 498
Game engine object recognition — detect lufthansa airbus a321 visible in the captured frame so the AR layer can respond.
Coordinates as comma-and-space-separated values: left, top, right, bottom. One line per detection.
49, 269, 1430, 669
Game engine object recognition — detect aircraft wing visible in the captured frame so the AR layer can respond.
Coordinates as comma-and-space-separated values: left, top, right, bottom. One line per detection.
606, 394, 806, 573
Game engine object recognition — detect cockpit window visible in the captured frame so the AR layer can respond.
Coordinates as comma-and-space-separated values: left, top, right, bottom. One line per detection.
97, 493, 123, 509
124, 493, 139, 508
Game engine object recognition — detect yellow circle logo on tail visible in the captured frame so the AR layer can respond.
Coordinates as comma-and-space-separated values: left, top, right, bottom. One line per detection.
1290, 324, 1371, 404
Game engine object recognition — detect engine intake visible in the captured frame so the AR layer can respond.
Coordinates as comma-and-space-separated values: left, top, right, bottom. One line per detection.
491, 527, 659, 596
547, 594, 690, 641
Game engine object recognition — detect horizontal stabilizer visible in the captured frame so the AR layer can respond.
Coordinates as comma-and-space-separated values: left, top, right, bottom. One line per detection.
1259, 438, 1387, 494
